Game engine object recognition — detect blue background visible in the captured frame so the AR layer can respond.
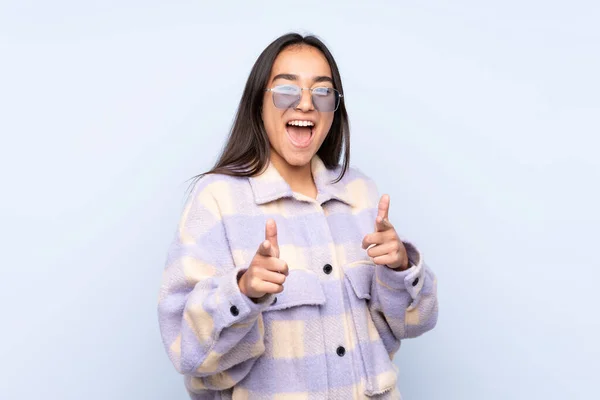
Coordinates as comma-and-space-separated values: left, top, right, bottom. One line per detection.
1, 1, 598, 399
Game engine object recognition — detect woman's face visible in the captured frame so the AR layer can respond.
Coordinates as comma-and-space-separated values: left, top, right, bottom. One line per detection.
262, 45, 336, 169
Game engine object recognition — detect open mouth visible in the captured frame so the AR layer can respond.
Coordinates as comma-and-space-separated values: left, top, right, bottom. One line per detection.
285, 120, 314, 148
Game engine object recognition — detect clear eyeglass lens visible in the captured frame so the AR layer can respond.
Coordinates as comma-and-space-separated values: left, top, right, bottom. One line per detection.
274, 85, 301, 95
271, 85, 340, 112
312, 87, 331, 96
311, 87, 338, 112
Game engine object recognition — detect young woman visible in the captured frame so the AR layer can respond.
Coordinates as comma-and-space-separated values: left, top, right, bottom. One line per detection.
158, 32, 438, 400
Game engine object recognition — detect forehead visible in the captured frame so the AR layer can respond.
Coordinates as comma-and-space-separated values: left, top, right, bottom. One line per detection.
269, 45, 332, 80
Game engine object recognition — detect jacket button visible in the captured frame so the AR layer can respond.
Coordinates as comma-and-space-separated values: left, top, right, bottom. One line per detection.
412, 277, 419, 287
323, 264, 333, 275
271, 297, 277, 305
230, 305, 239, 316
336, 346, 346, 357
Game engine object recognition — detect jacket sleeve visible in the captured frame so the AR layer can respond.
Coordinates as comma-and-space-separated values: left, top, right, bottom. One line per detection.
157, 179, 272, 391
370, 242, 439, 340
363, 178, 439, 353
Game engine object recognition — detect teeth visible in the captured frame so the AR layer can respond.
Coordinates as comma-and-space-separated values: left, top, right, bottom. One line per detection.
287, 120, 314, 127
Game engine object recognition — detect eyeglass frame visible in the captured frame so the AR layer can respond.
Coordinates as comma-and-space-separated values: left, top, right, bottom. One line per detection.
264, 84, 344, 112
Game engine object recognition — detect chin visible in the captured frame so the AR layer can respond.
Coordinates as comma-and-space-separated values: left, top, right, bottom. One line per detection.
282, 151, 314, 167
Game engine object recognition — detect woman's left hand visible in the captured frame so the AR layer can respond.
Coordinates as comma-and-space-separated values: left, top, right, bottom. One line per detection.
361, 194, 410, 270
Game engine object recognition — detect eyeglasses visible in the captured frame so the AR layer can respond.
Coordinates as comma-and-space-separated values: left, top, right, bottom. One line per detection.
265, 84, 343, 112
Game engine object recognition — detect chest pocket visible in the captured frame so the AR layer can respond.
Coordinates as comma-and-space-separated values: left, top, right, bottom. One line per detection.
343, 261, 399, 397
264, 269, 326, 311
258, 269, 329, 386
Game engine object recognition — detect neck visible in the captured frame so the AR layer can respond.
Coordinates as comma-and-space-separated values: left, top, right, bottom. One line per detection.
269, 151, 316, 195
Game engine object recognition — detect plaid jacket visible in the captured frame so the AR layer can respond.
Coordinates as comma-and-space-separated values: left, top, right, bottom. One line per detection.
158, 155, 438, 399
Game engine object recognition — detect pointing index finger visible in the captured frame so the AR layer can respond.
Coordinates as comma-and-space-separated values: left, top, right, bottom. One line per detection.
375, 194, 390, 232
378, 194, 390, 221
265, 219, 278, 246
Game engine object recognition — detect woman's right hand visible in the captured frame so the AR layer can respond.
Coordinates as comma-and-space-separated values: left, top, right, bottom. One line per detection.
238, 219, 288, 299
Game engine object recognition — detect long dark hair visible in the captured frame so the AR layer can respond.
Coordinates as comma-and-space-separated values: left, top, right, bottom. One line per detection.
189, 32, 350, 188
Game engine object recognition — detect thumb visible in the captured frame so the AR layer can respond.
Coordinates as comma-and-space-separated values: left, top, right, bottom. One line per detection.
265, 219, 279, 256
257, 240, 273, 257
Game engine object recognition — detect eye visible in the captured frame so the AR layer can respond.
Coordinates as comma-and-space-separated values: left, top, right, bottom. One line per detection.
273, 85, 301, 95
312, 87, 332, 96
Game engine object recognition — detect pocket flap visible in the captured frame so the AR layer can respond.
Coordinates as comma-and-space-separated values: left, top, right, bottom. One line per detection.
266, 269, 326, 311
342, 261, 375, 300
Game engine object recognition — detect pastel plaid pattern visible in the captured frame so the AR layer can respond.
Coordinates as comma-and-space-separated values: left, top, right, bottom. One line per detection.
158, 155, 438, 399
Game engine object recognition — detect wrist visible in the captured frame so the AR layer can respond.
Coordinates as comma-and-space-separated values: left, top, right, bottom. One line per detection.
237, 270, 248, 296
237, 270, 262, 303
389, 258, 410, 271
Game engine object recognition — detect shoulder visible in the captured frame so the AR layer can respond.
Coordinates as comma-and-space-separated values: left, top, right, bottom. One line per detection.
331, 164, 380, 209
336, 164, 379, 193
346, 164, 375, 183
190, 172, 245, 195
324, 162, 372, 184
185, 172, 250, 213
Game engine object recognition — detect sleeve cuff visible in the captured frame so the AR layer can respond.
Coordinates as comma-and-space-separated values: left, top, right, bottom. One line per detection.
215, 267, 274, 329
377, 241, 425, 299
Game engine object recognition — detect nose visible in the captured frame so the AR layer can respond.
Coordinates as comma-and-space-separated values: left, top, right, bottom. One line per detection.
295, 88, 314, 112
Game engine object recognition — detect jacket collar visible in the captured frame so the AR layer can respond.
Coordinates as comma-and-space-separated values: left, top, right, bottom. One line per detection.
248, 155, 354, 206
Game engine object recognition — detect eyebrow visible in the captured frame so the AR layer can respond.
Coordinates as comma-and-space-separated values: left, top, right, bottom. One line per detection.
272, 74, 334, 84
